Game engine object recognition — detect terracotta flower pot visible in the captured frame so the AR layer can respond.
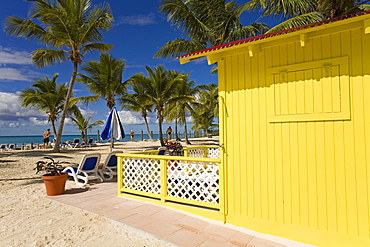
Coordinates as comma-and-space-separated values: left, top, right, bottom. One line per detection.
42, 173, 68, 196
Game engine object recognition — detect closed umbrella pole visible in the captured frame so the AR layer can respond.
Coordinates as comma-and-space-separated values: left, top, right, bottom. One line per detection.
100, 107, 125, 151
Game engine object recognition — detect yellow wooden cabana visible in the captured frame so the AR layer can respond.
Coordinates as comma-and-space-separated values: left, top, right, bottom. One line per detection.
178, 10, 370, 247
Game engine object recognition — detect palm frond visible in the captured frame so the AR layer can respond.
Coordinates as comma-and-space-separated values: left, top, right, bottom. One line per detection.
262, 0, 315, 19
3, 16, 50, 44
69, 95, 99, 106
81, 43, 114, 54
154, 38, 206, 58
228, 22, 269, 42
266, 12, 323, 33
159, 0, 209, 40
31, 49, 68, 68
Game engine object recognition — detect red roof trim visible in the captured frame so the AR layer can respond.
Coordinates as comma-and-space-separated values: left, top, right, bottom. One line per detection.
177, 10, 370, 59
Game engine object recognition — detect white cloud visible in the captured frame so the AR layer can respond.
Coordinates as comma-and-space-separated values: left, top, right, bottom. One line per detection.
0, 67, 30, 81
8, 122, 19, 127
29, 117, 48, 126
0, 46, 43, 82
118, 110, 144, 125
186, 116, 194, 122
79, 107, 98, 117
0, 46, 32, 65
116, 13, 156, 26
0, 92, 42, 117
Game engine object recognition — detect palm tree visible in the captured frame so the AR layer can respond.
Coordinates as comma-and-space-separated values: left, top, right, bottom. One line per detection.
19, 73, 68, 140
70, 108, 103, 143
191, 83, 219, 137
130, 65, 188, 146
164, 72, 200, 144
4, 0, 114, 152
78, 53, 127, 111
120, 78, 154, 141
155, 0, 269, 58
246, 0, 370, 33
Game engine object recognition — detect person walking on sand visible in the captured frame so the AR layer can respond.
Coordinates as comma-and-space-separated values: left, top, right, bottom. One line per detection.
130, 130, 135, 141
166, 126, 172, 140
42, 129, 51, 149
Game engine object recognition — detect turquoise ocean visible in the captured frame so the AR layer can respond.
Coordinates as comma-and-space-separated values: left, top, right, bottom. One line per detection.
0, 133, 167, 146
0, 132, 200, 146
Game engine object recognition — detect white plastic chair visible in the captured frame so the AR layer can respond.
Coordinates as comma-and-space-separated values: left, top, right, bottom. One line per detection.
100, 150, 123, 181
62, 153, 102, 186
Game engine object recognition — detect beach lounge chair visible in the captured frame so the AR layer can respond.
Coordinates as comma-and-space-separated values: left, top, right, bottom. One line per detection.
51, 139, 68, 149
62, 153, 102, 187
85, 138, 96, 147
68, 138, 81, 148
0, 144, 8, 152
157, 147, 166, 155
7, 144, 15, 151
100, 150, 123, 181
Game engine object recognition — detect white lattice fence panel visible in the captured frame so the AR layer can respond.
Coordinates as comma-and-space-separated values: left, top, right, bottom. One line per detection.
187, 148, 205, 158
167, 160, 219, 204
122, 157, 161, 194
207, 148, 220, 158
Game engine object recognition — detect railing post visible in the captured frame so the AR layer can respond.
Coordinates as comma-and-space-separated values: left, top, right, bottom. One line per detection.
117, 156, 123, 196
160, 159, 168, 203
203, 147, 208, 158
184, 147, 189, 157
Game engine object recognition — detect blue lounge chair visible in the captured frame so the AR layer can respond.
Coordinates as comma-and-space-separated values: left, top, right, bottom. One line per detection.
68, 138, 81, 148
157, 147, 166, 155
0, 144, 8, 152
100, 150, 123, 181
62, 153, 102, 186
7, 144, 15, 151
85, 138, 96, 147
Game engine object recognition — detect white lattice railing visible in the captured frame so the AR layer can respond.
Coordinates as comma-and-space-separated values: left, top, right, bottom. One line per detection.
117, 147, 221, 210
138, 145, 221, 159
184, 146, 220, 159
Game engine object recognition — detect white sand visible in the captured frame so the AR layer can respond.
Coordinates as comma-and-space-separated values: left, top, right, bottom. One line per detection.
0, 138, 218, 246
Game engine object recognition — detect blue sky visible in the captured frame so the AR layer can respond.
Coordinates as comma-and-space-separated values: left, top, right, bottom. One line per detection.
0, 0, 273, 137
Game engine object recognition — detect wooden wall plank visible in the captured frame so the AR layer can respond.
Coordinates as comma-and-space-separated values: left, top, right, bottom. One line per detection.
351, 28, 368, 238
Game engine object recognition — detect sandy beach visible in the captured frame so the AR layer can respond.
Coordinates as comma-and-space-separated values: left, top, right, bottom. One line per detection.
0, 138, 218, 246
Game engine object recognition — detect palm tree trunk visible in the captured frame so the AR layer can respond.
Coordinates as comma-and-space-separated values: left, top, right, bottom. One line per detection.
51, 120, 57, 141
158, 112, 165, 146
205, 127, 209, 137
184, 113, 191, 144
144, 116, 153, 140
53, 62, 78, 152
175, 119, 181, 141
81, 130, 86, 143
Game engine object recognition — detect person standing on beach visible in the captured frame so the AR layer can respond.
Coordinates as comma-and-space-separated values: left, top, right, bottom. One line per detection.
130, 130, 135, 141
42, 129, 51, 149
166, 126, 172, 140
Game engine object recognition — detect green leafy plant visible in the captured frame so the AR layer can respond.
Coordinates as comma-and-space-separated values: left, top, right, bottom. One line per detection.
165, 140, 184, 156
35, 157, 69, 176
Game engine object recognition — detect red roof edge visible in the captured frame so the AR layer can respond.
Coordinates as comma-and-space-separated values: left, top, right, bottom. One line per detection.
177, 10, 370, 60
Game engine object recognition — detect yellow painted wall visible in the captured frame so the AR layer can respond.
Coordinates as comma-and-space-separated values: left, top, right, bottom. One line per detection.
218, 22, 370, 246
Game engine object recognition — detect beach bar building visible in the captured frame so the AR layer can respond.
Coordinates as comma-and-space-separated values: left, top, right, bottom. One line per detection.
117, 11, 370, 247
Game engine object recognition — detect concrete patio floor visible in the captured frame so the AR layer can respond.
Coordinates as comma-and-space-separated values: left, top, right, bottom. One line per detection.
50, 182, 314, 247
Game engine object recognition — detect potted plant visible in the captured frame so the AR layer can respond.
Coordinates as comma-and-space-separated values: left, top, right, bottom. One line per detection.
164, 140, 184, 156
164, 141, 184, 171
35, 157, 69, 196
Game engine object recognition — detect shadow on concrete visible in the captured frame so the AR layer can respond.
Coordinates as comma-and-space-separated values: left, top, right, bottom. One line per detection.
63, 187, 90, 194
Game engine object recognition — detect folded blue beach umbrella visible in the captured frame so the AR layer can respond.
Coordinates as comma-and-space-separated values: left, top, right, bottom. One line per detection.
101, 107, 125, 142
